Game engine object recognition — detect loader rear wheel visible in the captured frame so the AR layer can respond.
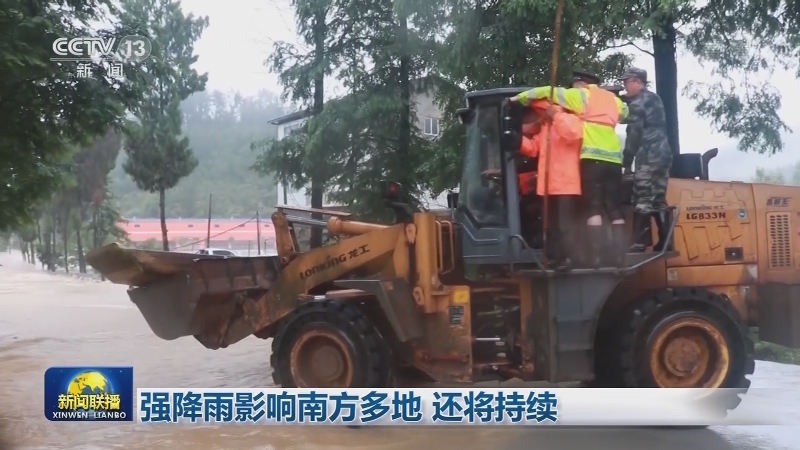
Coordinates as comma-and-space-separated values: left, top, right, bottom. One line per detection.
616, 288, 754, 411
270, 300, 391, 388
646, 314, 729, 388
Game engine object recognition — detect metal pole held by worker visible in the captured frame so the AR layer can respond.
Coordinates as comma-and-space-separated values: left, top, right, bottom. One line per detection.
541, 0, 566, 267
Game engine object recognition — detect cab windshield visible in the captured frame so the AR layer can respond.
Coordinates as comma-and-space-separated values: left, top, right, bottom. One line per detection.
457, 103, 507, 226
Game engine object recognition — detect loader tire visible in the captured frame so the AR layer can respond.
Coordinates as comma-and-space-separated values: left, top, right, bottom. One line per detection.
614, 288, 754, 415
270, 299, 392, 388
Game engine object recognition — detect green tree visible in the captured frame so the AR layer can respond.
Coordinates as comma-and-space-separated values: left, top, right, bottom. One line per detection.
264, 0, 334, 248
90, 189, 128, 249
0, 0, 144, 230
70, 129, 123, 271
119, 0, 209, 250
603, 0, 797, 155
16, 147, 126, 274
256, 0, 443, 220
111, 90, 285, 218
16, 225, 37, 264
0, 232, 9, 253
37, 185, 70, 271
753, 167, 786, 184
344, 0, 442, 212
423, 0, 632, 194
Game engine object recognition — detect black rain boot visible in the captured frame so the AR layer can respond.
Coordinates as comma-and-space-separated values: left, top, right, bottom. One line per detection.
611, 223, 626, 266
573, 227, 589, 267
628, 212, 651, 253
543, 231, 557, 268
546, 253, 574, 272
587, 225, 604, 268
545, 231, 573, 272
652, 209, 673, 252
553, 231, 574, 273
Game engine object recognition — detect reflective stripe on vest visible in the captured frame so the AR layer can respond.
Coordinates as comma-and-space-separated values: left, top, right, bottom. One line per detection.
580, 143, 623, 162
518, 172, 536, 195
578, 86, 622, 164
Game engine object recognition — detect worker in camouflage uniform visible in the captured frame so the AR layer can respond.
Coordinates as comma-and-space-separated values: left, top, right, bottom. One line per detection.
619, 67, 673, 253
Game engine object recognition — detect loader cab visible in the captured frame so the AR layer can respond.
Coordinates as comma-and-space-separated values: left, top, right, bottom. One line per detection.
452, 87, 692, 270
454, 87, 541, 265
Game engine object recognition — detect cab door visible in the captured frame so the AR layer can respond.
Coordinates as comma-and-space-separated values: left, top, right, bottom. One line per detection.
455, 99, 540, 265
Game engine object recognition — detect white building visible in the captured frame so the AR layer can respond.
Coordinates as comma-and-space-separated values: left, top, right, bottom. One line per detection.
268, 77, 450, 210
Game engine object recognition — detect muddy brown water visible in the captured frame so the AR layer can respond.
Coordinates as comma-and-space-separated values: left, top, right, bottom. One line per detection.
0, 252, 798, 450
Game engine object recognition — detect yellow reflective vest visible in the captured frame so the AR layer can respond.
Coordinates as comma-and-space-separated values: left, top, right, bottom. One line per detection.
512, 85, 629, 165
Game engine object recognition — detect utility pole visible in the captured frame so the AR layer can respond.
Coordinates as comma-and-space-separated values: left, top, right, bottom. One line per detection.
206, 194, 212, 248
256, 210, 262, 255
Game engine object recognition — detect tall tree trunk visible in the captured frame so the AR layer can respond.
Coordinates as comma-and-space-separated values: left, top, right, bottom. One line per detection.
62, 208, 70, 273
92, 208, 99, 249
397, 14, 412, 189
47, 213, 58, 272
35, 218, 42, 266
42, 223, 49, 270
51, 223, 57, 271
76, 225, 86, 273
309, 7, 327, 249
652, 22, 680, 165
28, 243, 34, 264
91, 206, 106, 280
159, 186, 169, 251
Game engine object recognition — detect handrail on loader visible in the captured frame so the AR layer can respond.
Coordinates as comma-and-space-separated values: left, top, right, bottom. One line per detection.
518, 205, 680, 277
619, 205, 680, 275
276, 205, 352, 218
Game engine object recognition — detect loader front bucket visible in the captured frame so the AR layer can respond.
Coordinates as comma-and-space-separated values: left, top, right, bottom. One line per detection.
86, 243, 280, 347
85, 243, 202, 286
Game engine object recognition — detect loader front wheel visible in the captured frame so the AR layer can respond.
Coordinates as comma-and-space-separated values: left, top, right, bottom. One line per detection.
271, 300, 391, 388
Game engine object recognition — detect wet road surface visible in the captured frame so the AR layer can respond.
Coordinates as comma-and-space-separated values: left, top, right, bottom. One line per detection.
0, 252, 798, 450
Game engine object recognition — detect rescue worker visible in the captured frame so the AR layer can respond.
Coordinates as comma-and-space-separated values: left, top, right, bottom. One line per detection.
510, 71, 629, 267
518, 99, 583, 271
618, 67, 673, 253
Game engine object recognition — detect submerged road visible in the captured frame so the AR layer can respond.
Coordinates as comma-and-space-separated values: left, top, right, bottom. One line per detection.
0, 252, 798, 450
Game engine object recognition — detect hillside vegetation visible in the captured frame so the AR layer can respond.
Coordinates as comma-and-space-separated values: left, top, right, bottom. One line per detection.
110, 90, 287, 218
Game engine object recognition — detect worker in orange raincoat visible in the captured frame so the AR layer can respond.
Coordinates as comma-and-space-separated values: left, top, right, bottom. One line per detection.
517, 100, 582, 271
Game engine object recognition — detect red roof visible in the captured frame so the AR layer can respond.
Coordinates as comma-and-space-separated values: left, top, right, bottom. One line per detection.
121, 219, 276, 243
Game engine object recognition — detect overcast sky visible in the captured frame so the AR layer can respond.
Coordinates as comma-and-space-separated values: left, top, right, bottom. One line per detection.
179, 0, 800, 182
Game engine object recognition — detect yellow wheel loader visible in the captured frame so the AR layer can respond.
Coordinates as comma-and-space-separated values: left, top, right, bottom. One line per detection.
88, 87, 800, 415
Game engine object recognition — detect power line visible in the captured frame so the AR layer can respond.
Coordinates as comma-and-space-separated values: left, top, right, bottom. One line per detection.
172, 217, 257, 250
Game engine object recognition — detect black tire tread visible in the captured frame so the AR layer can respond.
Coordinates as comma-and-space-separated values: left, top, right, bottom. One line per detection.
270, 299, 391, 388
596, 287, 754, 414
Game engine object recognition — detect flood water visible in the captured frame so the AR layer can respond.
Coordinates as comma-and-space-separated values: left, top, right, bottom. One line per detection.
1, 251, 798, 450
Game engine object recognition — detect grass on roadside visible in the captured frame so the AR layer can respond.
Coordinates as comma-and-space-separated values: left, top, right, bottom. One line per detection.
751, 328, 800, 365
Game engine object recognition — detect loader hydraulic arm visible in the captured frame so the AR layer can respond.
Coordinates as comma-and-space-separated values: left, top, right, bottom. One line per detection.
219, 221, 411, 348
327, 217, 388, 236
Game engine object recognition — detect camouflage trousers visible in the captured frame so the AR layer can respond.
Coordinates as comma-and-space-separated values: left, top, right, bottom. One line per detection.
632, 163, 670, 214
